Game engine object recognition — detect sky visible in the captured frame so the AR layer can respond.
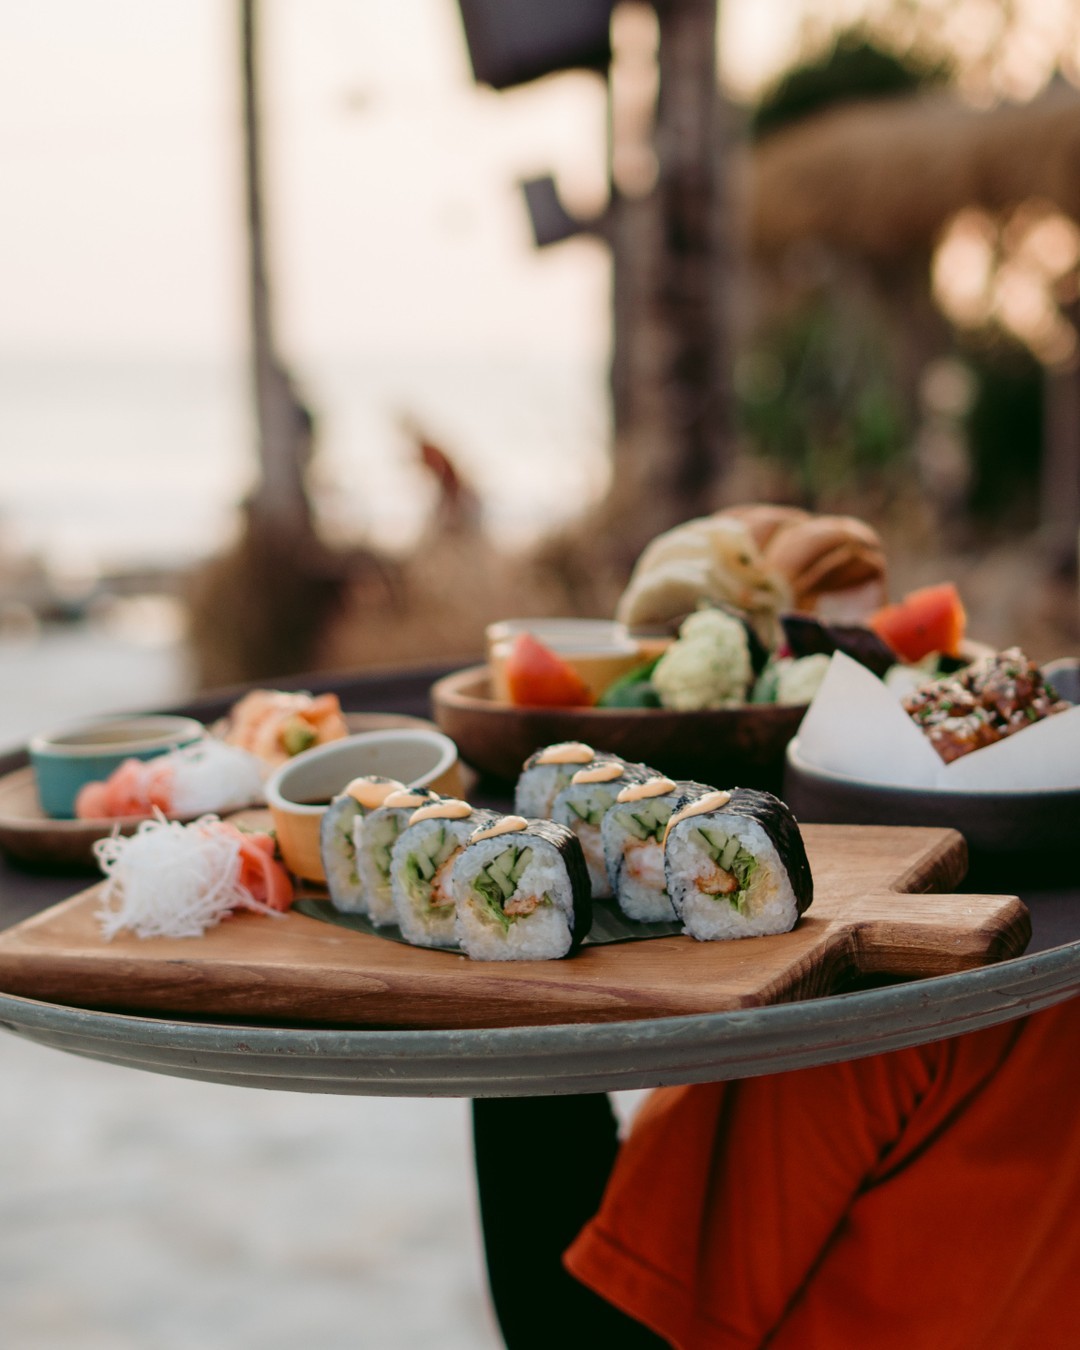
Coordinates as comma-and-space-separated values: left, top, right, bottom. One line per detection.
0, 0, 623, 568
0, 0, 614, 366
0, 0, 821, 370
1, 0, 1075, 367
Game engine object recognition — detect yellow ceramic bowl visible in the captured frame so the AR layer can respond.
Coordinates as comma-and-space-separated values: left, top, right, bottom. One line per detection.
485, 618, 655, 703
264, 729, 462, 882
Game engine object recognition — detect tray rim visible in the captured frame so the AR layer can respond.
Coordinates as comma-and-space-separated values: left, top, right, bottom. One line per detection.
0, 934, 1076, 1096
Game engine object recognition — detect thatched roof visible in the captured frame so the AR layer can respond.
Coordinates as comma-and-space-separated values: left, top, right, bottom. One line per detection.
748, 84, 1080, 263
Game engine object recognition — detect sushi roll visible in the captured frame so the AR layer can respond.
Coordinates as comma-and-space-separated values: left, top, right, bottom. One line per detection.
514, 741, 599, 819
320, 776, 405, 913
354, 786, 440, 926
452, 815, 592, 960
663, 788, 813, 940
390, 799, 498, 948
601, 777, 712, 922
550, 756, 650, 899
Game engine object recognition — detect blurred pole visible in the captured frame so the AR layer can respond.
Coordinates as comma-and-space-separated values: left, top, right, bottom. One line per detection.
608, 0, 733, 554
240, 0, 314, 539
1038, 297, 1080, 575
187, 3, 342, 686
1041, 359, 1080, 573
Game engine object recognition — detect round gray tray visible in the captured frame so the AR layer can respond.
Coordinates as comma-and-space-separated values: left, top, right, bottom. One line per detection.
2, 936, 1079, 1097
3, 666, 1079, 1098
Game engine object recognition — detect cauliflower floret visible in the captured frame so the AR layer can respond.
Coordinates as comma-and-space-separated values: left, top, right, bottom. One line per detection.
775, 652, 831, 706
652, 609, 752, 711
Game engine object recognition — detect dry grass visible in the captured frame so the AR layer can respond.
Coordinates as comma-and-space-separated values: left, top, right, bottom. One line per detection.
313, 526, 624, 674
747, 85, 1080, 265
311, 483, 1078, 678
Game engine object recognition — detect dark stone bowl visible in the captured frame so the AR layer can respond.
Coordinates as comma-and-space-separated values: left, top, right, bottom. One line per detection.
783, 738, 1080, 889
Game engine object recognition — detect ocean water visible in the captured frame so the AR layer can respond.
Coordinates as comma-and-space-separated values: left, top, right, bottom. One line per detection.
0, 354, 612, 575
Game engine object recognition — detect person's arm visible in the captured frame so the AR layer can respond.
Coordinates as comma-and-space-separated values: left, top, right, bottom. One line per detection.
565, 1048, 936, 1347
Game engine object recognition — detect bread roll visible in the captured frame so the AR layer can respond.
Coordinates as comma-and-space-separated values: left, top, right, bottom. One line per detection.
615, 517, 788, 646
717, 504, 810, 553
760, 514, 886, 613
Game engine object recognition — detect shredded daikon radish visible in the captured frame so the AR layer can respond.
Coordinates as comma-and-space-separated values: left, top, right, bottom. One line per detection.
94, 814, 279, 940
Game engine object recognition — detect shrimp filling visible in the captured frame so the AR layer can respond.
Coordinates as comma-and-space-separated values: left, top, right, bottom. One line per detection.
470, 845, 552, 933
402, 825, 462, 912
693, 828, 758, 913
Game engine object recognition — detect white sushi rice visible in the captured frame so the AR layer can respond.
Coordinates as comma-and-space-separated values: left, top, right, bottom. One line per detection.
551, 781, 623, 899
665, 813, 798, 940
321, 796, 366, 914
452, 834, 574, 961
601, 805, 677, 922
389, 816, 475, 948
557, 815, 608, 897
354, 807, 407, 926
513, 763, 578, 820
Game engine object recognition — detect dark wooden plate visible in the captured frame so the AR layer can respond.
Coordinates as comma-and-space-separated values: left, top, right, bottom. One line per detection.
0, 712, 437, 873
430, 665, 807, 788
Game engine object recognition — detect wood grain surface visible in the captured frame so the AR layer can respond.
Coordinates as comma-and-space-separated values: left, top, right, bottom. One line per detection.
0, 825, 1029, 1029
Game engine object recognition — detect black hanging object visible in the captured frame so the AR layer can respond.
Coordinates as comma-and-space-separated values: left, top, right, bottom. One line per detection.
456, 0, 615, 90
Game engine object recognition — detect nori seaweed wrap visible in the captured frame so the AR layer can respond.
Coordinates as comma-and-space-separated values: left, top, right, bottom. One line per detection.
355, 785, 441, 925
452, 816, 592, 960
601, 778, 713, 922
389, 801, 499, 948
664, 787, 813, 940
514, 741, 599, 820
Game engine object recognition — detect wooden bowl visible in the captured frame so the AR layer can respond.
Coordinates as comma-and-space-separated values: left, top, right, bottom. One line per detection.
430, 665, 808, 789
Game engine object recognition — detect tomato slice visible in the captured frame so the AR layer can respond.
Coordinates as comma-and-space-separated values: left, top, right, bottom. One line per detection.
503, 632, 594, 708
869, 583, 967, 663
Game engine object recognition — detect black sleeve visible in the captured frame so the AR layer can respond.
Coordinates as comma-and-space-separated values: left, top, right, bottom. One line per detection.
472, 1094, 669, 1349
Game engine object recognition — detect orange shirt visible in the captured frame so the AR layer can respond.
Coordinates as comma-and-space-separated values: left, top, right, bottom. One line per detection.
565, 998, 1080, 1349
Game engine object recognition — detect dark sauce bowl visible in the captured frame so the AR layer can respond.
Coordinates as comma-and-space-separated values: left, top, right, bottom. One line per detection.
783, 738, 1080, 889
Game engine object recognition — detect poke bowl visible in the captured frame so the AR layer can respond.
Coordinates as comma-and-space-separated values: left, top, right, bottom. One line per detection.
782, 650, 1080, 885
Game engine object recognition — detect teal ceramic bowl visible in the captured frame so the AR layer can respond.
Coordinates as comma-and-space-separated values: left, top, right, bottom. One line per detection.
29, 714, 205, 819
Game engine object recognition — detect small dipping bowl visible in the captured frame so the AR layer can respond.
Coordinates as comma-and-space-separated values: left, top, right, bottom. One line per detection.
29, 714, 205, 819
265, 728, 462, 882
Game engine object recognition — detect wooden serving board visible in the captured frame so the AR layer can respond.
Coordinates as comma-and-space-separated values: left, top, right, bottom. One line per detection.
0, 826, 1029, 1030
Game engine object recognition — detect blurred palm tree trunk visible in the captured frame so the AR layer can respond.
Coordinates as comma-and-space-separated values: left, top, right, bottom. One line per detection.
607, 0, 734, 559
189, 0, 348, 685
241, 0, 315, 539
